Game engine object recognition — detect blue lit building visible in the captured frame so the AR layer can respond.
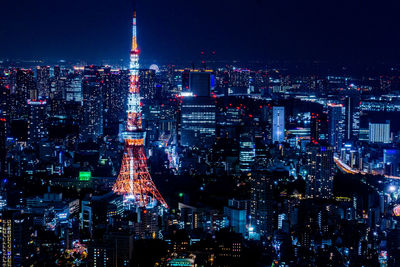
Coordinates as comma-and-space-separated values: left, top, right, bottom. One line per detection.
328, 104, 345, 151
272, 106, 285, 143
180, 97, 216, 148
224, 206, 247, 236
384, 149, 400, 176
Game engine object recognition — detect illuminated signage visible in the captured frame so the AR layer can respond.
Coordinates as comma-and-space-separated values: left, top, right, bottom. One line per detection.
79, 171, 91, 181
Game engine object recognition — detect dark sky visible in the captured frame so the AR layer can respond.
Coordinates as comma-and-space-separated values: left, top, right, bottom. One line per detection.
1, 0, 400, 64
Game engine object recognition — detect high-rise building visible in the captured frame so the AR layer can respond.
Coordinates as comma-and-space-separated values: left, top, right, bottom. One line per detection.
0, 85, 8, 176
310, 112, 328, 142
327, 104, 345, 151
65, 74, 82, 102
250, 168, 274, 237
139, 69, 156, 99
345, 95, 360, 141
224, 206, 247, 236
0, 117, 6, 177
36, 66, 50, 99
27, 99, 48, 142
180, 97, 216, 148
189, 72, 211, 97
15, 69, 36, 118
305, 142, 335, 199
384, 149, 400, 176
272, 106, 285, 143
2, 211, 34, 267
369, 121, 390, 144
182, 69, 190, 91
81, 66, 103, 141
239, 133, 255, 173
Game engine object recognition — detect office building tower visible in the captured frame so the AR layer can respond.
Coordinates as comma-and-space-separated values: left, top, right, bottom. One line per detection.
250, 164, 274, 237
182, 69, 190, 90
384, 149, 400, 176
27, 99, 48, 142
272, 106, 285, 143
310, 112, 328, 142
239, 133, 255, 173
139, 69, 156, 99
0, 117, 6, 177
81, 66, 103, 141
224, 205, 247, 236
327, 104, 345, 151
180, 97, 216, 148
369, 121, 390, 144
65, 74, 82, 102
36, 66, 50, 99
345, 95, 360, 141
305, 142, 335, 199
0, 85, 9, 119
189, 72, 211, 97
15, 69, 36, 118
2, 211, 34, 267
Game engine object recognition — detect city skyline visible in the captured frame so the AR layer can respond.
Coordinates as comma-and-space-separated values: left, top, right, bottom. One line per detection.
1, 1, 400, 266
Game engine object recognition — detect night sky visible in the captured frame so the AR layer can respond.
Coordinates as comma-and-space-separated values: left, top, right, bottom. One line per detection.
1, 0, 400, 64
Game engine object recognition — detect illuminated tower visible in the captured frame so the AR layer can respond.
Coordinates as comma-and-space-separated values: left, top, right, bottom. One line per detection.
112, 11, 168, 209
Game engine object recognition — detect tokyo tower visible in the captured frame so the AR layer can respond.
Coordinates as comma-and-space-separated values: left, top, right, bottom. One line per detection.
112, 10, 168, 209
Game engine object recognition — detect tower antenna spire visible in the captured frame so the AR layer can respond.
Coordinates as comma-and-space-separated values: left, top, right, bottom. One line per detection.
112, 6, 168, 209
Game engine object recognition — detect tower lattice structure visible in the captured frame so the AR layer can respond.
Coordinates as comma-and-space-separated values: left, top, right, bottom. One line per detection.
112, 11, 168, 209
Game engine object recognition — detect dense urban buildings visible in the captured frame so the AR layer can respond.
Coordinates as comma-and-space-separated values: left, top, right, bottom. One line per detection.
1, 2, 400, 267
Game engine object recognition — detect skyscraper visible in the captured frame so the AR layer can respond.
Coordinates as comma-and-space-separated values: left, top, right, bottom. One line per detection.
327, 103, 345, 151
139, 69, 157, 99
81, 66, 103, 141
65, 74, 82, 102
189, 72, 212, 97
180, 97, 216, 148
250, 166, 274, 237
15, 69, 35, 118
1, 211, 34, 267
36, 66, 50, 99
112, 10, 167, 209
272, 106, 285, 143
310, 112, 328, 142
0, 117, 6, 177
345, 95, 360, 141
369, 121, 391, 144
27, 99, 47, 142
384, 149, 400, 176
305, 142, 335, 199
239, 133, 255, 173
